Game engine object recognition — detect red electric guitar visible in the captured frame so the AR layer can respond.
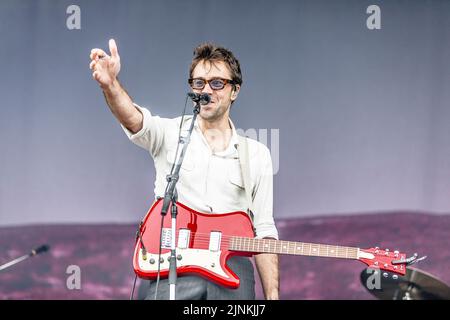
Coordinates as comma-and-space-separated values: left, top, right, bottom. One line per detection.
133, 199, 423, 288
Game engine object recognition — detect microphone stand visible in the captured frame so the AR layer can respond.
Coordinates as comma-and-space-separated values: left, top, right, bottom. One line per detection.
0, 245, 50, 272
160, 99, 201, 300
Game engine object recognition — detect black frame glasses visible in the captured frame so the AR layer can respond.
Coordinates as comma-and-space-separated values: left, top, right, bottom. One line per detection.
188, 77, 236, 90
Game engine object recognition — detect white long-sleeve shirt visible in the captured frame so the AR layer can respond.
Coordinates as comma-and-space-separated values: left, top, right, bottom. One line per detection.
121, 104, 279, 240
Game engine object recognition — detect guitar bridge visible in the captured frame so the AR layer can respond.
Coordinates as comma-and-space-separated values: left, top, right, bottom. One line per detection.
161, 228, 172, 249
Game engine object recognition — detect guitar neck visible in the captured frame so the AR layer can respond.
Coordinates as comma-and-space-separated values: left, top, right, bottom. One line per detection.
229, 237, 359, 260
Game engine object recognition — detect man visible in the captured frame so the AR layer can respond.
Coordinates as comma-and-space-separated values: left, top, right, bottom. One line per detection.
89, 39, 279, 300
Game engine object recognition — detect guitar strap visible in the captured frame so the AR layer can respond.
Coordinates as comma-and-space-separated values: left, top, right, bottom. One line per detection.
236, 135, 255, 224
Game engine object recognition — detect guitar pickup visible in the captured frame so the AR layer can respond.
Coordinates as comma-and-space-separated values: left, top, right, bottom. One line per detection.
177, 229, 190, 249
209, 231, 222, 252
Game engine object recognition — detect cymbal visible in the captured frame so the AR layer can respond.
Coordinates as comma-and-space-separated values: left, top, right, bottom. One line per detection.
360, 267, 450, 300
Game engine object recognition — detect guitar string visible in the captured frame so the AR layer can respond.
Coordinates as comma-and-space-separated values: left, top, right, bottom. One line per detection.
142, 230, 358, 252
151, 229, 357, 248
152, 231, 358, 252
151, 242, 358, 257
140, 232, 358, 256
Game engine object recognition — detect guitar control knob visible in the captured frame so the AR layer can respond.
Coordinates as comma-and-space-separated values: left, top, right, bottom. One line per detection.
384, 263, 388, 268
149, 258, 155, 264
177, 255, 182, 261
392, 275, 398, 280
374, 261, 379, 266
383, 272, 388, 278
160, 257, 164, 263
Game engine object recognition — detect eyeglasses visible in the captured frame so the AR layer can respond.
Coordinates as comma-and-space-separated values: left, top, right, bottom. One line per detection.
188, 77, 236, 90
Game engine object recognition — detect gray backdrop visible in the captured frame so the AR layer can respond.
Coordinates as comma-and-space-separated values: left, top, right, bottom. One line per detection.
1, 0, 449, 226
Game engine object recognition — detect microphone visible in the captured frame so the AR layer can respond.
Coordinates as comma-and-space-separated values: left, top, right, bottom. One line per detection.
31, 244, 50, 256
187, 92, 211, 105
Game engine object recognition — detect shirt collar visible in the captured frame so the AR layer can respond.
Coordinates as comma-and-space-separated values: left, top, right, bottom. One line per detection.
190, 116, 240, 156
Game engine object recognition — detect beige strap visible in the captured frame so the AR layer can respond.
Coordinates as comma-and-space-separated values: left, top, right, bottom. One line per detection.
237, 135, 255, 222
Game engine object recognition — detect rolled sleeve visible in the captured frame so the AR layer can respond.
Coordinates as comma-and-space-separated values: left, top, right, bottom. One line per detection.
251, 144, 279, 240
120, 103, 165, 157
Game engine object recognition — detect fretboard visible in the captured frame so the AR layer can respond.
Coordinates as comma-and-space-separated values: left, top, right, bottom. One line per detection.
229, 237, 359, 260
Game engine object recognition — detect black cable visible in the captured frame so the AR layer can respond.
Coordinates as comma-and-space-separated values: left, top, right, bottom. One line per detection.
153, 214, 165, 300
165, 94, 190, 188
130, 221, 146, 300
129, 274, 138, 300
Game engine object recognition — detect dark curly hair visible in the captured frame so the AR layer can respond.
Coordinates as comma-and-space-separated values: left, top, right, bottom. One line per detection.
189, 43, 242, 88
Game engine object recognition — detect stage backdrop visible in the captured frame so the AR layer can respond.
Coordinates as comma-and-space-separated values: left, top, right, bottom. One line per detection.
1, 0, 450, 226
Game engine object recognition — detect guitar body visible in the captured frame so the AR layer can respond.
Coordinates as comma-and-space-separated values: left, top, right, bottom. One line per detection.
133, 199, 255, 288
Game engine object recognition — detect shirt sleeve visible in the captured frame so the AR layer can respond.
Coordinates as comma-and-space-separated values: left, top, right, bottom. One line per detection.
251, 143, 279, 240
120, 103, 165, 157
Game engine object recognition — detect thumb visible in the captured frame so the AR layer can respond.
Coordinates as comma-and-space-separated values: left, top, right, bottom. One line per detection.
109, 39, 119, 58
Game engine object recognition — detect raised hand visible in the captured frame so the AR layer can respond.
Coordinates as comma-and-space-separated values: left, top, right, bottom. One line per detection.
89, 39, 121, 88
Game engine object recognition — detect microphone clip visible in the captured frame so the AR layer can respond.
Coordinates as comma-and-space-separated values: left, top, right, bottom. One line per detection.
187, 92, 211, 105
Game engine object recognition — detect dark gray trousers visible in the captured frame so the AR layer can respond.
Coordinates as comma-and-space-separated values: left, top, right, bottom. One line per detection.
141, 256, 255, 300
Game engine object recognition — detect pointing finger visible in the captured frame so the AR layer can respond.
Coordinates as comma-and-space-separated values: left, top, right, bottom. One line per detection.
109, 39, 119, 58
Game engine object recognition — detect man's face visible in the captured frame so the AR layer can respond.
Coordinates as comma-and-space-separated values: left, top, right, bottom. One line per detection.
191, 60, 239, 122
